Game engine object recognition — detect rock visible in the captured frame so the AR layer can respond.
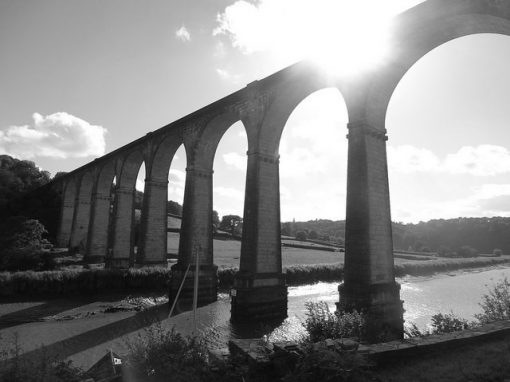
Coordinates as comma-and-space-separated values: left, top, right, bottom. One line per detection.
337, 338, 359, 351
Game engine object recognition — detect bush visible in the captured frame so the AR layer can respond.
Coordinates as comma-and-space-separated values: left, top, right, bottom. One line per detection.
493, 248, 503, 256
475, 277, 510, 324
124, 324, 218, 382
457, 245, 478, 258
0, 334, 83, 382
295, 231, 308, 241
303, 301, 365, 342
430, 312, 471, 334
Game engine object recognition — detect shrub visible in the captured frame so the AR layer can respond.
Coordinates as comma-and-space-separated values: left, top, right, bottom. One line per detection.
0, 334, 83, 382
124, 324, 218, 382
295, 231, 308, 241
457, 245, 478, 258
475, 277, 510, 324
303, 301, 364, 342
493, 248, 503, 256
430, 312, 471, 334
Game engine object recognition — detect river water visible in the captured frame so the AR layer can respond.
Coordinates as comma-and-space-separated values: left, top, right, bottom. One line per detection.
169, 265, 510, 347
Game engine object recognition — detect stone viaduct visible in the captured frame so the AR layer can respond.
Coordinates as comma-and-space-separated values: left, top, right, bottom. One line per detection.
49, 0, 510, 341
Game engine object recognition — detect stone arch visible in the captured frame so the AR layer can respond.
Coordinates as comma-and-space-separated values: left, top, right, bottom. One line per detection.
191, 111, 247, 170
86, 160, 116, 263
109, 149, 146, 268
257, 78, 349, 156
57, 176, 78, 247
137, 133, 184, 266
69, 171, 94, 251
365, 1, 510, 126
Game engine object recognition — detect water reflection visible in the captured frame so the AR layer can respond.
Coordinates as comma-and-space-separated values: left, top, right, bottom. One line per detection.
169, 266, 510, 347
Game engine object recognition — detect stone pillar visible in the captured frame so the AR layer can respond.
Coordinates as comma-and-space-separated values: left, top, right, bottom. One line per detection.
231, 151, 287, 322
85, 192, 112, 264
69, 187, 92, 251
338, 121, 403, 342
138, 178, 169, 267
109, 186, 135, 268
57, 188, 75, 248
169, 166, 217, 306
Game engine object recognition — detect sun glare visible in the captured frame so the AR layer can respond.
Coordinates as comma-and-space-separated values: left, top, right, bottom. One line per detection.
301, 1, 395, 76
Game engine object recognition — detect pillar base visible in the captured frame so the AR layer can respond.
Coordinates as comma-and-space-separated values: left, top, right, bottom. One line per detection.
106, 258, 131, 269
136, 260, 168, 268
169, 263, 217, 310
231, 273, 288, 322
337, 281, 404, 343
84, 255, 105, 265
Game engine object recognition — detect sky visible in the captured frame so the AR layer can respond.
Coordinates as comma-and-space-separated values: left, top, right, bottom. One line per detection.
1, 0, 510, 223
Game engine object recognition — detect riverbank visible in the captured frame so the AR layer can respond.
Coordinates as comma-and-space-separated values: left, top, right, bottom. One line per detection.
1, 255, 509, 299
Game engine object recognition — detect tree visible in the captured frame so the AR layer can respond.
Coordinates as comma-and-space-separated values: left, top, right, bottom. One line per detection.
167, 200, 183, 216
219, 215, 242, 237
212, 210, 220, 227
308, 230, 319, 240
295, 231, 307, 241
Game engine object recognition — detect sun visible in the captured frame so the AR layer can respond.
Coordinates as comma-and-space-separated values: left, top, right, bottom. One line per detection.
300, 1, 395, 77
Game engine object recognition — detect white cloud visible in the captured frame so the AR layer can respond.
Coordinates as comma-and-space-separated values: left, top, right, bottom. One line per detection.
388, 145, 441, 173
214, 186, 244, 200
388, 144, 510, 176
213, 0, 423, 71
169, 169, 186, 182
443, 145, 510, 176
0, 112, 106, 159
223, 152, 245, 170
136, 179, 145, 192
215, 68, 241, 83
175, 25, 191, 42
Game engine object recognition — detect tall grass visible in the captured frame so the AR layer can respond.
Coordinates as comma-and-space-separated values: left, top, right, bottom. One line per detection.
1, 257, 508, 298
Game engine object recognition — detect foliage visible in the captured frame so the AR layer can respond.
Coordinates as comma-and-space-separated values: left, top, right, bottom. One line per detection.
212, 210, 220, 227
475, 277, 510, 324
303, 301, 365, 342
219, 215, 242, 237
493, 248, 503, 256
0, 334, 83, 382
282, 347, 372, 382
430, 312, 471, 334
295, 231, 308, 241
0, 217, 55, 271
456, 245, 478, 258
168, 200, 183, 216
124, 324, 217, 382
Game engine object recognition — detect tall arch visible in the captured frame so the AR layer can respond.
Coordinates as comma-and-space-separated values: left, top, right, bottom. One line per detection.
170, 112, 247, 306
109, 150, 145, 268
232, 82, 349, 321
69, 171, 94, 251
138, 132, 183, 266
56, 177, 78, 248
85, 161, 116, 263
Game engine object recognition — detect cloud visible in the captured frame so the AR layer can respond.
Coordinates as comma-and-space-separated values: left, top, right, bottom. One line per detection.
388, 145, 441, 173
223, 152, 245, 170
169, 169, 186, 182
216, 68, 241, 83
213, 0, 424, 69
175, 26, 191, 42
388, 144, 510, 176
0, 112, 106, 159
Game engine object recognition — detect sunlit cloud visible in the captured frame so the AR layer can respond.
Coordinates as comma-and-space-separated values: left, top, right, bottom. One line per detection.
175, 25, 191, 42
223, 152, 245, 170
389, 144, 510, 176
214, 0, 424, 74
0, 112, 106, 159
216, 68, 241, 83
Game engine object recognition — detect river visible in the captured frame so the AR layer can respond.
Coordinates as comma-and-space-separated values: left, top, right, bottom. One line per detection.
170, 265, 510, 347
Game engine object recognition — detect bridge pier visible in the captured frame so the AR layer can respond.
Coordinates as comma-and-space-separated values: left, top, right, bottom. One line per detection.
231, 151, 287, 322
138, 178, 169, 267
169, 166, 217, 306
109, 186, 135, 269
85, 191, 111, 263
57, 179, 76, 248
338, 121, 403, 342
69, 174, 93, 252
